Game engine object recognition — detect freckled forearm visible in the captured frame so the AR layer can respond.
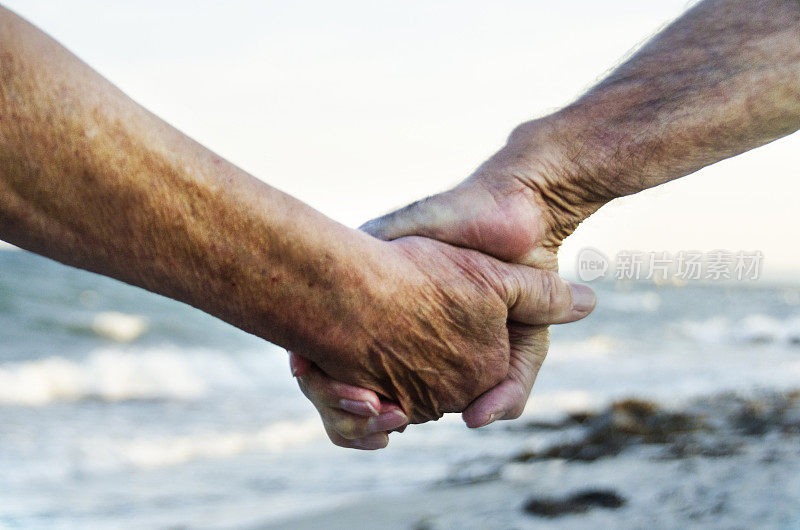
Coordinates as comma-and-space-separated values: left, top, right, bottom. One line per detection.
510, 0, 800, 212
0, 6, 383, 359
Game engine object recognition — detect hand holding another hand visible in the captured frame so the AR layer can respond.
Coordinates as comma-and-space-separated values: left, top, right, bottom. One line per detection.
292, 119, 601, 448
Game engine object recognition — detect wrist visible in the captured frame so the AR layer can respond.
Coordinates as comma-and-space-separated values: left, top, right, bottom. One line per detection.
167, 170, 388, 369
507, 112, 626, 206
253, 217, 389, 368
474, 115, 609, 250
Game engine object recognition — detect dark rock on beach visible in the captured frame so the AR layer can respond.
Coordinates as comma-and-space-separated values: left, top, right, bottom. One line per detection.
514, 398, 705, 463
524, 489, 626, 518
512, 391, 800, 466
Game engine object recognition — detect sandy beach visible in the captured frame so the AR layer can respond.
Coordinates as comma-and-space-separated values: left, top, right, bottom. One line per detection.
265, 391, 800, 529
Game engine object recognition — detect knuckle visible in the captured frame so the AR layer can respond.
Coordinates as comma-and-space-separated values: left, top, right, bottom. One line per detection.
537, 270, 569, 317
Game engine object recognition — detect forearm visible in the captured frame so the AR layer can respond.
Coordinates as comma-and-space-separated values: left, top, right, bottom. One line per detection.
507, 0, 800, 219
0, 7, 382, 359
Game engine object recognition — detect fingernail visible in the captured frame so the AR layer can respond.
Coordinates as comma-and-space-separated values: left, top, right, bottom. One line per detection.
568, 282, 596, 313
339, 399, 379, 416
478, 411, 506, 428
367, 410, 408, 433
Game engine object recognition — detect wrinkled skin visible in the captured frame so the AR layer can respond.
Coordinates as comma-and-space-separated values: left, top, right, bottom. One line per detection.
291, 120, 601, 448
297, 0, 800, 447
303, 233, 594, 427
318, 236, 510, 424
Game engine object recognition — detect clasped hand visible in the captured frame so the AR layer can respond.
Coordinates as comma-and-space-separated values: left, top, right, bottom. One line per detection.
289, 122, 599, 449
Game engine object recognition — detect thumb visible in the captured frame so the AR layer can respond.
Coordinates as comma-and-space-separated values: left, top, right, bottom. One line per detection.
360, 192, 461, 242
498, 265, 596, 325
463, 324, 549, 428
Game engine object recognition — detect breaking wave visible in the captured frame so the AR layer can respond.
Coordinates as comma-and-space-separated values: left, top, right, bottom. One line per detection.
0, 346, 283, 406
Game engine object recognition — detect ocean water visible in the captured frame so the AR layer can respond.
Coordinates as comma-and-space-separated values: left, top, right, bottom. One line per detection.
1, 249, 800, 528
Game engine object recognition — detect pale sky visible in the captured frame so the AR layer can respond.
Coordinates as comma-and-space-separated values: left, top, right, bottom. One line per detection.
3, 1, 799, 278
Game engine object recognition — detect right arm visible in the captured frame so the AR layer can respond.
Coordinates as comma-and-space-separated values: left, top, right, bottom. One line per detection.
512, 0, 800, 231
369, 0, 800, 256
301, 0, 800, 442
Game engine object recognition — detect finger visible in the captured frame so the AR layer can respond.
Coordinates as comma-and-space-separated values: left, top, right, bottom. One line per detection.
462, 325, 548, 428
360, 192, 457, 242
499, 266, 596, 325
377, 401, 405, 415
296, 361, 382, 416
360, 182, 543, 262
293, 355, 411, 424
288, 351, 312, 377
325, 427, 390, 451
377, 401, 409, 433
322, 407, 408, 440
360, 195, 440, 241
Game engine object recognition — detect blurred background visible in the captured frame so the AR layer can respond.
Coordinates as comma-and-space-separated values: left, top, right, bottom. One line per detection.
1, 1, 800, 528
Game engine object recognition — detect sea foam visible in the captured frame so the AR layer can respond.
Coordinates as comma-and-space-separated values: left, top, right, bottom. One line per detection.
80, 419, 323, 470
0, 348, 209, 405
673, 314, 800, 345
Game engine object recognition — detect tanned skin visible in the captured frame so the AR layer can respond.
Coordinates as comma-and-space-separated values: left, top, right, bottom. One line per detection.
0, 5, 595, 442
296, 0, 800, 449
